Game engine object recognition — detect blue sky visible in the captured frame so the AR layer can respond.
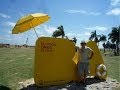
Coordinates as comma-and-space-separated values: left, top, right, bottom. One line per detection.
0, 0, 120, 48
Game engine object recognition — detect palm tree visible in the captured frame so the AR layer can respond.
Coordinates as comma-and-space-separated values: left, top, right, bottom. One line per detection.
99, 34, 106, 42
89, 30, 100, 46
108, 26, 119, 55
52, 30, 61, 38
89, 30, 107, 47
89, 30, 99, 43
64, 36, 69, 39
102, 43, 106, 53
52, 25, 65, 38
72, 37, 77, 44
99, 34, 107, 53
58, 25, 65, 38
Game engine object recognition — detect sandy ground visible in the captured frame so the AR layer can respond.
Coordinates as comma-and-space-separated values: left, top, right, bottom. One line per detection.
19, 77, 120, 90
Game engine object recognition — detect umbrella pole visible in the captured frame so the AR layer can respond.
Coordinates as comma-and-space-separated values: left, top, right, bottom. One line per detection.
31, 22, 39, 38
33, 27, 39, 38
26, 37, 29, 45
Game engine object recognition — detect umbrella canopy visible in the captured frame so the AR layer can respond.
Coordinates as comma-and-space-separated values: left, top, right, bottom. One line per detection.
12, 13, 50, 34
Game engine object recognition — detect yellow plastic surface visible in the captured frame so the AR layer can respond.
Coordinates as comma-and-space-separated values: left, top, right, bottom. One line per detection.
86, 41, 104, 76
34, 38, 106, 86
34, 37, 78, 86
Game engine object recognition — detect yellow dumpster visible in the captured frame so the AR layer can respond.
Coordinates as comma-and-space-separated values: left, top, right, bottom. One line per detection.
34, 37, 107, 86
34, 37, 78, 86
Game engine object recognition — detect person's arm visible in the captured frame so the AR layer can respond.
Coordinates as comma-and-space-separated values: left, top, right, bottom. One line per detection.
88, 47, 94, 59
89, 51, 93, 59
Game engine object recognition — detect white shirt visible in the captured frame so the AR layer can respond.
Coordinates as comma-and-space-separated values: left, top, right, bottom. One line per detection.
79, 46, 93, 63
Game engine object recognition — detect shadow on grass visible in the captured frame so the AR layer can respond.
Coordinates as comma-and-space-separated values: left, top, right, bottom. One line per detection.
0, 85, 11, 90
20, 78, 105, 90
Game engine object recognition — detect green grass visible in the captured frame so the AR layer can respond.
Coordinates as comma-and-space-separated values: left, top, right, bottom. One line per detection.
0, 48, 119, 89
101, 50, 120, 82
0, 48, 34, 89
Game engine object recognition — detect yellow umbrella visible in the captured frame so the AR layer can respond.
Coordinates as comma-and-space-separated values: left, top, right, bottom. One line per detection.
12, 13, 50, 37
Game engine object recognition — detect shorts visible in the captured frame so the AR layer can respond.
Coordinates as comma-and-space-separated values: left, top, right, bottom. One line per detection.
77, 62, 89, 76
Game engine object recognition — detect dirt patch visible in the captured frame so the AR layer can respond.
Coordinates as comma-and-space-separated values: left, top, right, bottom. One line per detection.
19, 77, 120, 90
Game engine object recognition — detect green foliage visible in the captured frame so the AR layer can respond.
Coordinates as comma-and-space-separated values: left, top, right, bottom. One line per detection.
52, 25, 65, 38
108, 26, 119, 44
89, 30, 106, 46
99, 34, 106, 42
72, 37, 77, 44
89, 30, 98, 42
108, 25, 120, 55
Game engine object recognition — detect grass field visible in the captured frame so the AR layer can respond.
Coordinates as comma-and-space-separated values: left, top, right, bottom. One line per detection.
0, 48, 120, 89
102, 51, 120, 82
0, 48, 34, 89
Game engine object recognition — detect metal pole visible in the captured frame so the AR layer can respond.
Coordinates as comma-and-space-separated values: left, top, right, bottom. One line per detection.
33, 27, 39, 38
26, 37, 29, 45
31, 22, 39, 38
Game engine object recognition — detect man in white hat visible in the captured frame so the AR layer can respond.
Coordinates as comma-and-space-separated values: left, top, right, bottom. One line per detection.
77, 40, 94, 84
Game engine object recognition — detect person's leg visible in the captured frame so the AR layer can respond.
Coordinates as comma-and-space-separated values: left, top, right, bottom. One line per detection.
83, 71, 86, 83
83, 63, 89, 83
77, 74, 84, 82
77, 62, 84, 82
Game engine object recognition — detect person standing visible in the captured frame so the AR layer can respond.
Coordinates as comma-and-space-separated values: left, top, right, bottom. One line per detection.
77, 41, 94, 84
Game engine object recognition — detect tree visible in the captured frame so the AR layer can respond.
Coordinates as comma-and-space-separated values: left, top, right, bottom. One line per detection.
102, 43, 106, 53
58, 25, 65, 38
52, 30, 61, 38
89, 30, 99, 43
99, 34, 106, 42
108, 26, 119, 55
89, 30, 106, 47
52, 25, 65, 38
72, 37, 77, 44
106, 41, 111, 50
99, 34, 107, 52
64, 36, 69, 39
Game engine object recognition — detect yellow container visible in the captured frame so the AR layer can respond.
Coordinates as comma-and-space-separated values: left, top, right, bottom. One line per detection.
34, 37, 78, 86
86, 41, 104, 76
34, 38, 107, 86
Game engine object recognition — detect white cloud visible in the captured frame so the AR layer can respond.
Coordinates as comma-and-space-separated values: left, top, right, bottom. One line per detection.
66, 32, 90, 46
107, 8, 120, 15
65, 10, 87, 14
85, 26, 108, 32
64, 9, 101, 16
8, 31, 11, 34
42, 25, 56, 34
111, 0, 120, 6
66, 31, 91, 42
0, 35, 12, 40
2, 21, 15, 27
89, 12, 101, 16
66, 32, 76, 37
84, 32, 91, 36
0, 13, 11, 18
66, 32, 80, 37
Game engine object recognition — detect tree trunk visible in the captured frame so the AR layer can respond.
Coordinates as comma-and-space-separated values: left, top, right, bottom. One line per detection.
104, 47, 105, 53
62, 35, 64, 38
116, 42, 119, 56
